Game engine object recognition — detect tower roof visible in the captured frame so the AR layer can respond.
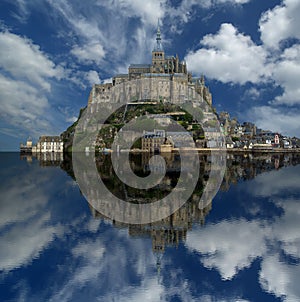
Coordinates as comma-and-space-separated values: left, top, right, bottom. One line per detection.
153, 20, 163, 51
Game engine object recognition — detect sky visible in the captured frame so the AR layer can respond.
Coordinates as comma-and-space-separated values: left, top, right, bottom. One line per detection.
1, 0, 300, 151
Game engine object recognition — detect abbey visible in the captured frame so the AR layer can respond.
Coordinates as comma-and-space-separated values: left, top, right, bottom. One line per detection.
88, 24, 212, 106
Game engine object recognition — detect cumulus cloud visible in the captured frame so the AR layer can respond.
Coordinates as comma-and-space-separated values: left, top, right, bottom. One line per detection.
186, 169, 300, 299
271, 44, 300, 105
0, 165, 62, 272
244, 87, 261, 100
271, 198, 300, 258
0, 74, 51, 136
71, 43, 105, 65
248, 168, 300, 302
185, 23, 269, 84
250, 166, 300, 197
0, 30, 63, 90
0, 171, 48, 228
0, 30, 66, 137
186, 219, 269, 280
0, 213, 58, 271
66, 116, 78, 124
259, 0, 300, 49
260, 255, 300, 302
247, 106, 300, 136
84, 70, 101, 86
183, 2, 300, 108
47, 226, 160, 302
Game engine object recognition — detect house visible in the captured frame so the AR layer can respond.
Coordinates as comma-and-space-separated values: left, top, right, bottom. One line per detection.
35, 136, 64, 153
142, 130, 166, 153
20, 138, 33, 153
226, 137, 234, 149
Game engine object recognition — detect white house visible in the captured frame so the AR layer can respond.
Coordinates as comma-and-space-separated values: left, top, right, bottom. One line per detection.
35, 136, 64, 153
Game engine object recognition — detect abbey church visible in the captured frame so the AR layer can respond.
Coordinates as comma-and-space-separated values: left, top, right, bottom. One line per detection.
88, 24, 212, 106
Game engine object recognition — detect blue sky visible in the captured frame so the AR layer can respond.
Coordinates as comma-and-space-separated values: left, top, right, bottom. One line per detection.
1, 0, 300, 151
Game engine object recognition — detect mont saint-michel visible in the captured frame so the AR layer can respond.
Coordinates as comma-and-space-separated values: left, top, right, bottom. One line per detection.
68, 23, 218, 154
23, 25, 300, 154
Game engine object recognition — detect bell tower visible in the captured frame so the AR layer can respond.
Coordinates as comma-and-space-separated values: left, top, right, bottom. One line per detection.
152, 20, 165, 73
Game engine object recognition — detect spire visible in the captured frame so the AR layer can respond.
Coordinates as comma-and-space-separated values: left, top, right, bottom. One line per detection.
154, 251, 163, 284
154, 19, 163, 51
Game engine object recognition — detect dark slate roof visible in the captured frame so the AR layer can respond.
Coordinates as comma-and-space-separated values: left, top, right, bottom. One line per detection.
129, 64, 152, 69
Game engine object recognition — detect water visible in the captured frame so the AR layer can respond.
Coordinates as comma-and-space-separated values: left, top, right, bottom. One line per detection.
1, 152, 300, 302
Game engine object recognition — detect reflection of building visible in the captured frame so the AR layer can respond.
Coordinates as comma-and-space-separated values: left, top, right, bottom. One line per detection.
220, 153, 300, 191
35, 152, 64, 165
60, 151, 300, 275
87, 152, 213, 253
90, 199, 212, 254
20, 152, 63, 166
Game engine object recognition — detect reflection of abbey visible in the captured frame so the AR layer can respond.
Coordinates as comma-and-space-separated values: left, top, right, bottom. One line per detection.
86, 152, 300, 254
87, 152, 216, 254
88, 24, 212, 106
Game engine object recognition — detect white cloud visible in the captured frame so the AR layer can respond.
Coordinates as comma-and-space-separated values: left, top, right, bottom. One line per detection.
48, 226, 160, 302
245, 168, 300, 301
45, 0, 252, 73
113, 0, 166, 26
0, 173, 48, 228
186, 169, 300, 298
247, 106, 300, 136
167, 0, 250, 25
117, 278, 165, 302
272, 198, 300, 258
259, 0, 300, 49
11, 0, 29, 23
0, 213, 58, 271
0, 30, 66, 137
271, 44, 300, 105
71, 43, 105, 65
244, 87, 261, 100
185, 23, 269, 84
0, 74, 51, 136
249, 166, 300, 197
260, 255, 300, 302
84, 70, 101, 86
45, 0, 154, 69
186, 219, 269, 280
0, 30, 63, 91
66, 116, 78, 124
0, 167, 62, 272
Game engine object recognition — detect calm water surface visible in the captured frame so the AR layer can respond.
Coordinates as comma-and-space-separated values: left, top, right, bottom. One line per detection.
1, 152, 300, 302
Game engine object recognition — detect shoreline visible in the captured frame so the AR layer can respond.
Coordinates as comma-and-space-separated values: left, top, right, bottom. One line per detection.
119, 147, 300, 154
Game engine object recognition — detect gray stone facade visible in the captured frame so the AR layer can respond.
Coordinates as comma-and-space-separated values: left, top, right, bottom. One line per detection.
88, 25, 212, 107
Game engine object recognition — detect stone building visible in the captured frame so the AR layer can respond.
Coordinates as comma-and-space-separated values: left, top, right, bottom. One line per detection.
141, 129, 194, 152
88, 24, 212, 106
35, 136, 64, 153
142, 129, 166, 153
127, 24, 187, 79
20, 138, 33, 153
